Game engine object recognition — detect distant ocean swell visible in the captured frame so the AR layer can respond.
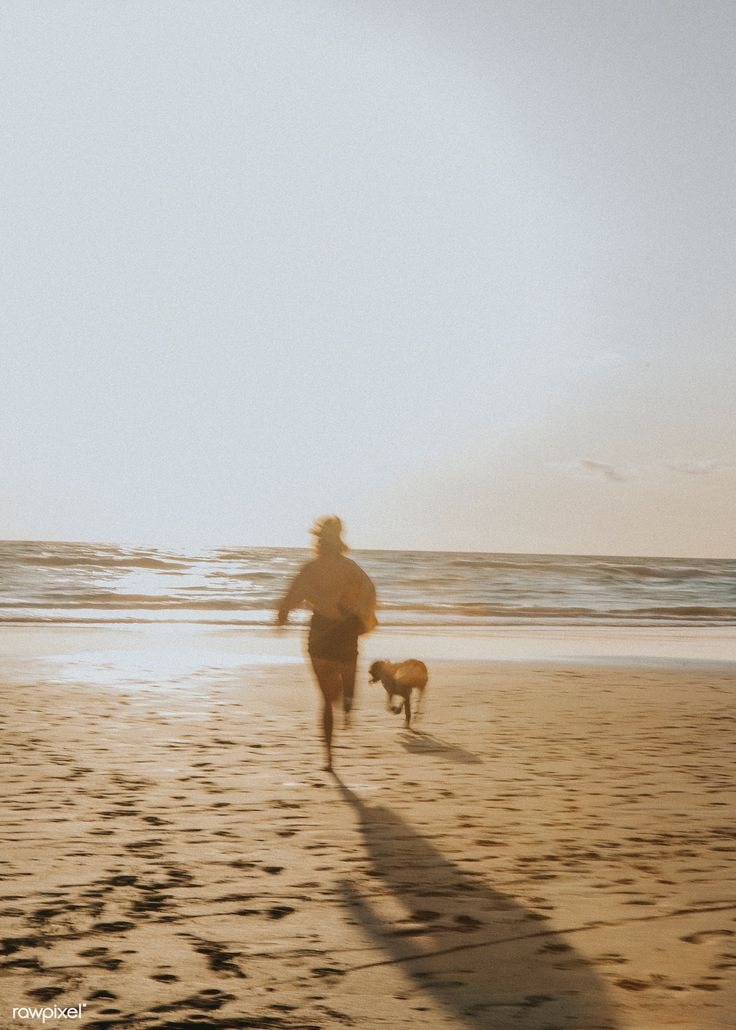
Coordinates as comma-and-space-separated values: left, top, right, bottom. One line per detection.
1, 542, 734, 628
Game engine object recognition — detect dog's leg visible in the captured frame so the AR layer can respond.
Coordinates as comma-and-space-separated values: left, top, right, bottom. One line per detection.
413, 689, 422, 720
404, 693, 412, 727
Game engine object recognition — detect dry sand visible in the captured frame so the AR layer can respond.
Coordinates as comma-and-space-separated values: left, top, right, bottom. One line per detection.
1, 628, 735, 1030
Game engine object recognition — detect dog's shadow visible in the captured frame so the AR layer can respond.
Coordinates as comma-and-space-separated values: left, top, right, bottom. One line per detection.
399, 728, 483, 765
333, 776, 618, 1030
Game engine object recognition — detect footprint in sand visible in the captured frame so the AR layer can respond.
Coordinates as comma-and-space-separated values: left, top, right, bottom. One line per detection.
27, 987, 65, 1003
681, 929, 735, 944
615, 978, 652, 991
538, 941, 573, 954
267, 905, 295, 919
189, 937, 246, 978
149, 988, 236, 1015
596, 953, 629, 965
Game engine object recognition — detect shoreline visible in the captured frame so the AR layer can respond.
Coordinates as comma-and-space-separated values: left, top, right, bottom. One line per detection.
3, 620, 736, 668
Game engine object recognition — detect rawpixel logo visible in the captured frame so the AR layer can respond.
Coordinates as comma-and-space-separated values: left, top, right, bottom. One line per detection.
12, 1002, 87, 1023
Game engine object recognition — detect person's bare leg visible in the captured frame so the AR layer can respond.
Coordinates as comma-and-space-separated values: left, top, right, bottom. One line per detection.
322, 697, 334, 768
310, 657, 342, 771
340, 656, 357, 727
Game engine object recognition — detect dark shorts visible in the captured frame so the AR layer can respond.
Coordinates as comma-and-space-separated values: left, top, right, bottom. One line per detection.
308, 613, 360, 663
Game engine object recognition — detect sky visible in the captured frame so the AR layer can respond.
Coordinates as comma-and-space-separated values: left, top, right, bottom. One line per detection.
2, 1, 735, 556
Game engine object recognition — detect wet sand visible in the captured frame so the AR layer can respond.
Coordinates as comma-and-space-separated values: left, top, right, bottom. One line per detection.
1, 629, 735, 1029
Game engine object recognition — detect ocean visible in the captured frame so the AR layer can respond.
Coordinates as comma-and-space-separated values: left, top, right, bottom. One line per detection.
1, 541, 734, 629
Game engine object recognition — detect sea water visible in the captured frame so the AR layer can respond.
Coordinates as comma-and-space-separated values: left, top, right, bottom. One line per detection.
1, 541, 734, 628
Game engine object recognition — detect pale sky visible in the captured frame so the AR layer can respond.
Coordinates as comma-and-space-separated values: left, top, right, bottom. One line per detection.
2, 1, 735, 556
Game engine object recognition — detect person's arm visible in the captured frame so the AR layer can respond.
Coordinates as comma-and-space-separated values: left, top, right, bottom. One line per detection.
338, 563, 378, 632
276, 567, 309, 625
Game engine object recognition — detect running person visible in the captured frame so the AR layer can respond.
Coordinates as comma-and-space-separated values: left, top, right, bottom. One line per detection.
277, 516, 377, 771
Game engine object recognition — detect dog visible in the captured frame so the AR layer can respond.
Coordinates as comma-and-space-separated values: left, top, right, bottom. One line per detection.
368, 659, 428, 728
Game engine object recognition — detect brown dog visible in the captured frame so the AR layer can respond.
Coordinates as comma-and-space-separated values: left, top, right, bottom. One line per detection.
369, 659, 428, 727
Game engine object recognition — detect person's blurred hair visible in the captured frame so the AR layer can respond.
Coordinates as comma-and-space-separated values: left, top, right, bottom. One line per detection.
310, 515, 347, 555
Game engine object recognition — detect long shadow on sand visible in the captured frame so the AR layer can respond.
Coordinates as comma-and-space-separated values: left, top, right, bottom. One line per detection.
398, 728, 483, 764
334, 777, 618, 1030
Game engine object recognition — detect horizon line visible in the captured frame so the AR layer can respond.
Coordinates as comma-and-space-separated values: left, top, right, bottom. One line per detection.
1, 537, 732, 564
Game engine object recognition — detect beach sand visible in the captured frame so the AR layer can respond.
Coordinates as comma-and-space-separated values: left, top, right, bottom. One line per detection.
1, 627, 735, 1029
